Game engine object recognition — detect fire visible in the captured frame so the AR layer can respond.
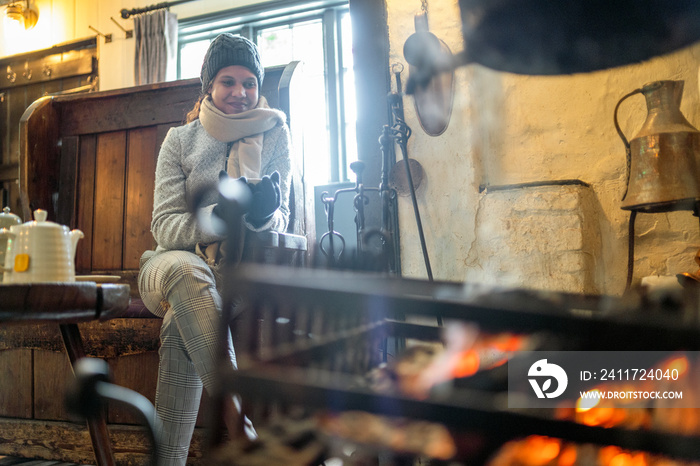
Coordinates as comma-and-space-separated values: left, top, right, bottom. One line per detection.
557, 444, 577, 466
578, 403, 618, 427
665, 356, 688, 377
488, 353, 695, 466
610, 452, 634, 466
576, 388, 601, 412
515, 437, 561, 466
602, 448, 648, 466
482, 333, 526, 353
397, 324, 530, 399
599, 446, 624, 465
452, 349, 480, 378
446, 333, 529, 382
534, 437, 561, 464
491, 437, 654, 466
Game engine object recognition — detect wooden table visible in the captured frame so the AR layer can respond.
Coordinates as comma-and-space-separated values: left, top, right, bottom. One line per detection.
0, 282, 131, 466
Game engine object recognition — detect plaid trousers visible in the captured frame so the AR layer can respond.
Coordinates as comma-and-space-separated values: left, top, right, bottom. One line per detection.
139, 249, 237, 465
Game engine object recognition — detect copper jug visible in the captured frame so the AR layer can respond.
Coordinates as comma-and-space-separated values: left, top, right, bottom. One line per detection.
614, 80, 700, 213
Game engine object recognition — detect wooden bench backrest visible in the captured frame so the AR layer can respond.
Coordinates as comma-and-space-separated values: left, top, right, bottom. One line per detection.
19, 62, 304, 286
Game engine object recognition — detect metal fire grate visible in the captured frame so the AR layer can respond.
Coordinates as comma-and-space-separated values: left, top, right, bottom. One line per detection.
214, 264, 700, 463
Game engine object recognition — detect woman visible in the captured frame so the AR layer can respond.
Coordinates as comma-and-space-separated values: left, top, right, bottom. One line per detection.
138, 33, 291, 464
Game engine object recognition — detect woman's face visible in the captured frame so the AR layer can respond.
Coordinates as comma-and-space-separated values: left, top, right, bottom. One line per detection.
209, 65, 259, 115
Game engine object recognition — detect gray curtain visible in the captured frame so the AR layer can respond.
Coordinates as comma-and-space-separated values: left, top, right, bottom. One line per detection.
134, 9, 178, 85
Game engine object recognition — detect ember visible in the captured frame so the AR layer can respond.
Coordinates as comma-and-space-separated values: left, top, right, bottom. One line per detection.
489, 353, 700, 466
222, 266, 700, 465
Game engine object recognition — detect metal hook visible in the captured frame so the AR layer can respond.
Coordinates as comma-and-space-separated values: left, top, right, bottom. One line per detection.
6, 66, 16, 84
88, 25, 113, 43
22, 62, 31, 80
319, 230, 346, 263
110, 17, 133, 39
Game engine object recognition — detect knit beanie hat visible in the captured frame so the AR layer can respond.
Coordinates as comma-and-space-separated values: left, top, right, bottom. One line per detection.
200, 34, 264, 93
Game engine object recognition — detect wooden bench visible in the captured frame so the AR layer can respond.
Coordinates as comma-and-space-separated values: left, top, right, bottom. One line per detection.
0, 62, 309, 465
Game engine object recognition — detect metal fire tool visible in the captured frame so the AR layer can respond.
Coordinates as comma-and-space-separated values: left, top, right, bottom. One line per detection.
385, 64, 434, 282
319, 159, 398, 273
319, 65, 433, 281
318, 64, 434, 286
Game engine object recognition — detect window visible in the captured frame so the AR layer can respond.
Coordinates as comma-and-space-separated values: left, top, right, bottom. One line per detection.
177, 0, 356, 187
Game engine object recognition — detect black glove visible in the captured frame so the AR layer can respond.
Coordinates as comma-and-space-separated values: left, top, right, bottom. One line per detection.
246, 171, 281, 227
212, 170, 251, 222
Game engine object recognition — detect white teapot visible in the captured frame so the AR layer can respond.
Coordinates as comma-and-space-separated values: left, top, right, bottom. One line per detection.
0, 207, 22, 280
0, 209, 84, 283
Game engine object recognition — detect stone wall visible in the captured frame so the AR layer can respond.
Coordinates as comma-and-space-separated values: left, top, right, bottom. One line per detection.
464, 183, 602, 293
387, 0, 700, 294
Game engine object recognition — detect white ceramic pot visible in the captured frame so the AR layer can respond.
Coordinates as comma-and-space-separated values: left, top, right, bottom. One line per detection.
0, 209, 84, 283
0, 206, 22, 280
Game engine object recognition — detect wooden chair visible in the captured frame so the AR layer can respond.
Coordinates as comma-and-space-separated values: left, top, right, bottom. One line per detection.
2, 61, 308, 465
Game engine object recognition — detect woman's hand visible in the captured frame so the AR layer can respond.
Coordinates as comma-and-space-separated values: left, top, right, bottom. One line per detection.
246, 171, 281, 227
211, 171, 252, 229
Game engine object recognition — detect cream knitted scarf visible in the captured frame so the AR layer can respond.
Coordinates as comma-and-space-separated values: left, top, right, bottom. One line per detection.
199, 95, 285, 178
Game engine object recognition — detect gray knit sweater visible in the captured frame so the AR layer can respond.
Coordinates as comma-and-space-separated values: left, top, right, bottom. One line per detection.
151, 118, 291, 252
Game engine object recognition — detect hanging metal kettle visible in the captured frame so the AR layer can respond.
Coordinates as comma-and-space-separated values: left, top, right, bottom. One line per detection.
614, 80, 700, 213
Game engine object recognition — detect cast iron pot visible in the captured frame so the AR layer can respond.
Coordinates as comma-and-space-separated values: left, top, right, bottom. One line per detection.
457, 0, 700, 75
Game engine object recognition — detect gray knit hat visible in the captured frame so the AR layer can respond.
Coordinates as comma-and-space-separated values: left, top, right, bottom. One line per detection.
200, 34, 264, 93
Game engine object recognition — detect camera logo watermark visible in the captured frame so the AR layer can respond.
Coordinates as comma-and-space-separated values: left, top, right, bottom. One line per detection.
528, 359, 568, 398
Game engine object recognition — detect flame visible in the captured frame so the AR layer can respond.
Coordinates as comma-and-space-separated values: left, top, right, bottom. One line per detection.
518, 436, 561, 466
581, 404, 616, 427
558, 444, 577, 466
599, 446, 623, 465
449, 333, 528, 378
633, 453, 647, 466
488, 354, 695, 466
576, 388, 601, 412
608, 451, 647, 466
665, 356, 688, 377
452, 349, 480, 378
483, 333, 526, 352
610, 452, 634, 466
